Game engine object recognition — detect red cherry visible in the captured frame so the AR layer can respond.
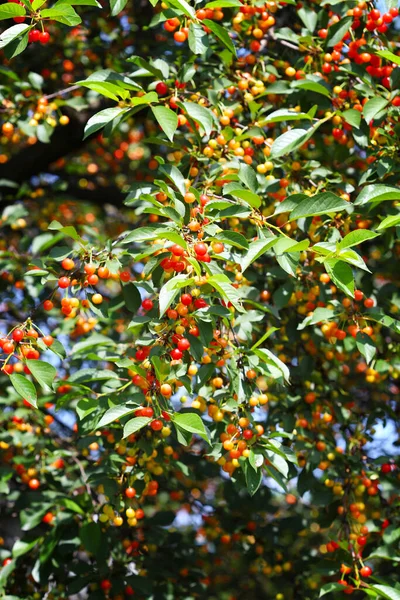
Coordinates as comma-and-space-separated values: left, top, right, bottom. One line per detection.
28, 29, 40, 43
177, 338, 190, 352
142, 298, 154, 311
12, 329, 24, 342
243, 429, 253, 440
125, 585, 135, 595
360, 566, 372, 577
194, 298, 208, 309
120, 270, 131, 282
155, 82, 168, 96
100, 579, 112, 591
170, 244, 184, 256
357, 536, 367, 546
173, 261, 186, 272
43, 300, 54, 311
170, 348, 183, 360
381, 463, 392, 474
364, 298, 374, 308
39, 31, 50, 44
194, 242, 207, 256
180, 293, 193, 306
58, 276, 70, 289
150, 419, 163, 431
125, 487, 136, 498
3, 341, 14, 354
354, 290, 363, 301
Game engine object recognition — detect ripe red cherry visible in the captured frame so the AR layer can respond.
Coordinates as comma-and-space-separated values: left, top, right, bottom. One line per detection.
155, 82, 168, 96
177, 338, 190, 351
28, 29, 40, 43
28, 478, 40, 490
12, 329, 24, 342
381, 463, 393, 474
125, 487, 136, 498
360, 566, 372, 577
142, 298, 154, 311
58, 276, 70, 289
42, 335, 54, 347
243, 429, 253, 440
180, 293, 193, 306
194, 298, 208, 309
100, 579, 112, 591
150, 419, 163, 431
170, 348, 183, 360
357, 536, 367, 546
173, 261, 186, 272
3, 341, 14, 354
43, 300, 54, 311
194, 242, 208, 256
39, 31, 50, 44
119, 270, 131, 282
354, 290, 364, 301
170, 244, 184, 256
364, 298, 374, 308
125, 585, 135, 596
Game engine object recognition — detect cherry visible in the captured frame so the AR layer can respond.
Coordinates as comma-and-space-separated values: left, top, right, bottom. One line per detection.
142, 298, 154, 311
43, 300, 54, 311
364, 298, 374, 308
119, 270, 131, 282
194, 298, 208, 309
381, 463, 393, 474
160, 383, 172, 397
354, 290, 364, 301
170, 348, 183, 360
3, 341, 14, 354
58, 276, 70, 289
194, 242, 208, 256
180, 293, 193, 306
360, 566, 372, 577
177, 338, 190, 352
100, 579, 112, 591
141, 406, 154, 418
39, 31, 50, 44
150, 419, 163, 431
28, 478, 40, 490
61, 258, 75, 270
174, 261, 186, 272
155, 82, 168, 96
170, 244, 184, 256
42, 335, 54, 347
28, 29, 40, 43
12, 329, 24, 342
125, 487, 136, 498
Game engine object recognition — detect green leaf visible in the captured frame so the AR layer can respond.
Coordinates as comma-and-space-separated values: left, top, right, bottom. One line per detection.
123, 282, 142, 313
355, 185, 400, 206
298, 307, 335, 330
363, 97, 388, 123
205, 0, 241, 6
251, 327, 279, 350
325, 259, 354, 297
377, 214, 400, 230
356, 332, 376, 364
292, 80, 331, 98
376, 49, 400, 66
263, 108, 312, 124
203, 19, 236, 55
172, 412, 209, 442
110, 0, 128, 16
48, 220, 86, 243
338, 230, 379, 249
159, 164, 186, 196
41, 4, 82, 25
341, 108, 361, 129
325, 16, 352, 47
238, 163, 257, 193
270, 128, 309, 158
288, 192, 349, 222
213, 230, 249, 250
151, 105, 178, 142
0, 24, 30, 49
223, 186, 261, 208
159, 274, 195, 317
207, 274, 244, 313
10, 374, 37, 408
0, 4, 26, 20
57, 0, 101, 6
182, 102, 216, 137
297, 7, 317, 32
80, 522, 101, 555
254, 348, 290, 382
238, 236, 277, 272
168, 0, 196, 18
26, 360, 57, 389
12, 538, 40, 558
97, 405, 140, 428
150, 355, 171, 383
319, 582, 347, 597
369, 585, 400, 600
123, 417, 152, 438
83, 107, 130, 140
383, 525, 400, 545
244, 463, 262, 496
188, 21, 209, 54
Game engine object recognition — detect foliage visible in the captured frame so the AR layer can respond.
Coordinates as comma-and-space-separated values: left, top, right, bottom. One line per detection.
0, 0, 400, 599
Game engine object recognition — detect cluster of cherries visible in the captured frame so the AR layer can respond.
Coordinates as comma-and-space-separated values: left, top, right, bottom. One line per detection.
0, 327, 53, 371
8, 0, 50, 42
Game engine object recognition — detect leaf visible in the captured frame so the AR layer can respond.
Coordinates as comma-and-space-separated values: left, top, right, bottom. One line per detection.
369, 585, 400, 600
182, 101, 216, 137
223, 186, 261, 208
298, 7, 317, 32
159, 164, 186, 196
213, 230, 249, 250
41, 4, 82, 25
355, 185, 400, 206
245, 463, 262, 496
270, 128, 309, 158
0, 4, 26, 20
288, 192, 349, 221
377, 214, 400, 230
238, 163, 257, 192
338, 230, 379, 249
383, 525, 400, 545
150, 355, 171, 383
26, 360, 57, 389
97, 405, 140, 428
48, 220, 86, 243
123, 417, 152, 438
12, 538, 40, 558
319, 582, 347, 597
254, 348, 290, 382
207, 274, 244, 313
83, 107, 130, 140
356, 332, 376, 364
122, 282, 142, 313
188, 21, 209, 55
363, 97, 388, 123
325, 16, 352, 46
238, 236, 277, 272
151, 105, 178, 142
292, 80, 331, 98
251, 327, 279, 350
298, 307, 335, 330
376, 49, 400, 66
0, 24, 30, 48
172, 412, 209, 442
263, 109, 312, 124
110, 0, 128, 16
10, 374, 37, 408
325, 259, 354, 297
202, 19, 236, 55
80, 522, 101, 555
341, 108, 361, 129
159, 275, 195, 317
168, 0, 196, 18
205, 0, 241, 6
